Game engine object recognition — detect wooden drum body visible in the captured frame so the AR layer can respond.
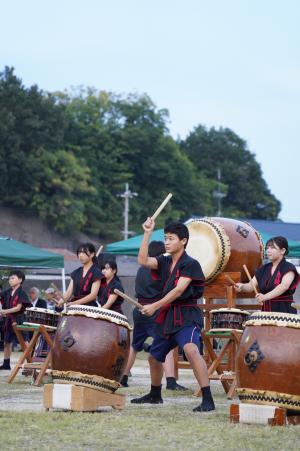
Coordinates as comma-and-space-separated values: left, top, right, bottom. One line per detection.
52, 305, 132, 392
210, 308, 250, 332
236, 312, 300, 411
186, 217, 264, 282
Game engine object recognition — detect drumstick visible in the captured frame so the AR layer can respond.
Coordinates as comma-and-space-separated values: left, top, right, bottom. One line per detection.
114, 289, 143, 310
151, 193, 173, 220
243, 264, 259, 295
225, 274, 238, 287
96, 245, 103, 257
292, 303, 300, 310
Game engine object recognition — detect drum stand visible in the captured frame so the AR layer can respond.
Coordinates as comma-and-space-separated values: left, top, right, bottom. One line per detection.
8, 324, 54, 386
175, 271, 259, 399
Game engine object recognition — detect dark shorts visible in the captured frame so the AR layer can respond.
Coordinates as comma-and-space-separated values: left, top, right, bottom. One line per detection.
131, 307, 158, 352
150, 325, 201, 362
132, 322, 157, 351
4, 321, 30, 344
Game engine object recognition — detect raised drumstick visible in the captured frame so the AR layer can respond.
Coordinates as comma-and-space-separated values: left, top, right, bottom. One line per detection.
243, 264, 259, 295
96, 245, 103, 257
114, 289, 143, 310
151, 193, 173, 220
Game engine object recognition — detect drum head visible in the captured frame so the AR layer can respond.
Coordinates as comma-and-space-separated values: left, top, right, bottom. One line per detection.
186, 218, 231, 281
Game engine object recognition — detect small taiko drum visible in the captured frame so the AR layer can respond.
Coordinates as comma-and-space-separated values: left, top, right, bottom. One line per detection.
236, 311, 300, 411
210, 308, 250, 332
24, 307, 60, 329
52, 305, 132, 393
186, 217, 264, 283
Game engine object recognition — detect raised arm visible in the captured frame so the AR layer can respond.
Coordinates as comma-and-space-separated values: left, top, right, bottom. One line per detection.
138, 217, 158, 269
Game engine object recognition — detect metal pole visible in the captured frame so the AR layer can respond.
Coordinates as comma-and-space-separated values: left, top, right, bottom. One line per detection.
117, 183, 138, 239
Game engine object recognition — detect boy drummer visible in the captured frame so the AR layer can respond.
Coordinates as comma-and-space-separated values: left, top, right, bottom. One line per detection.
131, 219, 215, 412
0, 270, 31, 370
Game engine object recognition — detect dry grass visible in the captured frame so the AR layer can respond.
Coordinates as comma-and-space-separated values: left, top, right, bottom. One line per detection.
0, 353, 299, 450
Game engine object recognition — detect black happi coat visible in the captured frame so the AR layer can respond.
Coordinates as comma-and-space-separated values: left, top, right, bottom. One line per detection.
0, 286, 31, 332
255, 258, 300, 313
154, 251, 205, 336
99, 275, 124, 313
71, 264, 104, 307
133, 267, 163, 324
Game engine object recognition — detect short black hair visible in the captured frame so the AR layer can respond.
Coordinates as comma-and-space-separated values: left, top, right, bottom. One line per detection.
164, 222, 189, 247
76, 242, 97, 264
266, 236, 289, 256
8, 270, 25, 283
148, 241, 165, 257
102, 260, 118, 274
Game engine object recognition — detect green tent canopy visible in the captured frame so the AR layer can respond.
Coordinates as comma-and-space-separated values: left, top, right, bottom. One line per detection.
106, 230, 300, 259
0, 236, 64, 269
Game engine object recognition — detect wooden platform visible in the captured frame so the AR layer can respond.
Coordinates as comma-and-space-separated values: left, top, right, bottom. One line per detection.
230, 403, 300, 426
44, 384, 125, 411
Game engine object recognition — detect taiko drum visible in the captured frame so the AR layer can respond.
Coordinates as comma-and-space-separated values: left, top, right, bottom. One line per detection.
236, 312, 300, 411
52, 305, 131, 391
186, 217, 264, 282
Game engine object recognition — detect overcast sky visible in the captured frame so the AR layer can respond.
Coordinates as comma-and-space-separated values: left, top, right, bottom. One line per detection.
1, 0, 299, 222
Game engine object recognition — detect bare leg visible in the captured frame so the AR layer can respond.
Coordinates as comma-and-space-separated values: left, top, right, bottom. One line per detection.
4, 342, 12, 360
183, 342, 215, 412
164, 350, 188, 390
183, 343, 208, 387
120, 347, 138, 386
163, 349, 176, 377
0, 342, 12, 370
131, 354, 163, 404
124, 347, 138, 375
149, 354, 164, 386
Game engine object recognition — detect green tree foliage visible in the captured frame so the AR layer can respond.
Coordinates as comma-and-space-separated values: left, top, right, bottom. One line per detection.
0, 67, 281, 240
180, 125, 281, 219
0, 67, 93, 232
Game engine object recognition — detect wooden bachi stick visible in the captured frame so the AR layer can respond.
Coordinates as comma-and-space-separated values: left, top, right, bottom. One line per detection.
224, 274, 238, 287
243, 264, 259, 295
96, 245, 103, 257
114, 289, 143, 310
151, 193, 173, 220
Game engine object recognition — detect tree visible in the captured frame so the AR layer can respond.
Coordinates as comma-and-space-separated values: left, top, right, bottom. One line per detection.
180, 125, 281, 219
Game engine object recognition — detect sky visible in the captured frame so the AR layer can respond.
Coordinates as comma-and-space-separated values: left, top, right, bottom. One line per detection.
1, 0, 300, 223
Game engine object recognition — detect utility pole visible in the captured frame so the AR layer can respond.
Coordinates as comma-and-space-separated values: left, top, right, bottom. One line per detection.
117, 183, 138, 239
213, 169, 226, 216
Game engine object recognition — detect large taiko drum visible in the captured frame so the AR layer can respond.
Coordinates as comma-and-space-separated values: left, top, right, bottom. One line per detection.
52, 305, 132, 392
186, 217, 264, 282
236, 311, 300, 411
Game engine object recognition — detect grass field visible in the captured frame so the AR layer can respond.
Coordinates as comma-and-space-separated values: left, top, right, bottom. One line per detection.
0, 353, 299, 450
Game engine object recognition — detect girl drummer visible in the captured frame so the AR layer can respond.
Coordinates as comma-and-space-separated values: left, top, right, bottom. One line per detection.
235, 236, 299, 313
99, 260, 124, 313
58, 243, 104, 307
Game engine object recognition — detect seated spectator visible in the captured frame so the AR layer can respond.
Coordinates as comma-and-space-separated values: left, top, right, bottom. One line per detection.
29, 287, 47, 309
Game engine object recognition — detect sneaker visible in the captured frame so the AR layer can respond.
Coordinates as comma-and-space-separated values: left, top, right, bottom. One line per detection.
0, 364, 11, 370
